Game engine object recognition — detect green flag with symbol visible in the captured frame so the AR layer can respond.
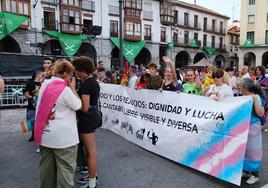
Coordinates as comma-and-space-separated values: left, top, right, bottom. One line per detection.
44, 30, 87, 57
188, 39, 200, 48
238, 39, 259, 48
202, 46, 216, 57
110, 37, 146, 63
0, 12, 28, 40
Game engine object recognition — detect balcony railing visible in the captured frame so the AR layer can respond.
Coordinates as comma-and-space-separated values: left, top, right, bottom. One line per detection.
203, 42, 226, 49
41, 0, 57, 5
144, 35, 151, 41
42, 19, 58, 31
124, 34, 141, 41
143, 11, 153, 20
204, 27, 226, 35
82, 0, 95, 12
109, 5, 119, 15
61, 22, 82, 33
110, 32, 118, 37
175, 22, 201, 31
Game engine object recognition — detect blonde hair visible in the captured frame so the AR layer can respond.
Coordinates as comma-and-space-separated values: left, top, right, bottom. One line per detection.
52, 59, 75, 76
223, 71, 231, 86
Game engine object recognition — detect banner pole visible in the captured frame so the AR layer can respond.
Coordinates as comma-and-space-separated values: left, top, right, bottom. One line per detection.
119, 0, 124, 71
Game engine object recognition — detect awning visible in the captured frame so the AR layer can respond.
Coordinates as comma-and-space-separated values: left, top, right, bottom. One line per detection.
202, 46, 216, 57
239, 39, 259, 48
0, 12, 28, 40
43, 30, 87, 57
188, 39, 200, 48
110, 37, 146, 63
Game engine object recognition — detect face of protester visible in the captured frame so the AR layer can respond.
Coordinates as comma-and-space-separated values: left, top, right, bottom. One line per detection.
63, 71, 74, 83
98, 63, 104, 69
43, 60, 52, 71
255, 68, 262, 77
213, 74, 223, 86
165, 68, 173, 80
141, 67, 146, 75
149, 67, 157, 77
97, 71, 105, 80
186, 71, 195, 83
241, 66, 248, 75
75, 70, 88, 80
228, 71, 234, 77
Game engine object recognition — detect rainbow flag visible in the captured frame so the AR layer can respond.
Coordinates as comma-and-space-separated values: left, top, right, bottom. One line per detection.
20, 120, 32, 133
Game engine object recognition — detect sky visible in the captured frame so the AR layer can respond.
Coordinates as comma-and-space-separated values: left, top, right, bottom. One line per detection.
180, 0, 241, 23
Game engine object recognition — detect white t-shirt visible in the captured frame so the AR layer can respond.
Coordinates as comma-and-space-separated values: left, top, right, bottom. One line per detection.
128, 75, 138, 89
206, 84, 233, 101
242, 72, 250, 79
38, 77, 81, 148
230, 76, 238, 94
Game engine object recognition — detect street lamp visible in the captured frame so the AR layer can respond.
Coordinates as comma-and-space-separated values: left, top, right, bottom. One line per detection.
119, 0, 124, 71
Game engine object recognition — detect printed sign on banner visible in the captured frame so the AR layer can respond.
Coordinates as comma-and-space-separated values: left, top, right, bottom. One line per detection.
99, 84, 253, 186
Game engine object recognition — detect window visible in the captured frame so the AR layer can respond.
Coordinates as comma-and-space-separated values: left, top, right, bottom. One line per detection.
173, 32, 178, 43
249, 0, 255, 5
248, 15, 255, 23
212, 20, 216, 31
220, 21, 223, 33
144, 24, 151, 40
161, 27, 166, 42
61, 0, 80, 6
125, 8, 141, 17
124, 0, 142, 9
266, 30, 268, 44
219, 37, 223, 48
62, 8, 81, 32
247, 31, 255, 43
184, 13, 189, 25
174, 10, 178, 24
125, 21, 141, 37
194, 15, 198, 28
3, 0, 30, 16
194, 33, 198, 41
184, 31, 189, 44
43, 11, 56, 30
203, 34, 207, 46
211, 36, 215, 47
110, 20, 118, 37
203, 17, 207, 30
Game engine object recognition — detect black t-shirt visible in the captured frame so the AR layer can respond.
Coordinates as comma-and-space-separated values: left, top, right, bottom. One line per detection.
78, 77, 100, 106
24, 81, 40, 110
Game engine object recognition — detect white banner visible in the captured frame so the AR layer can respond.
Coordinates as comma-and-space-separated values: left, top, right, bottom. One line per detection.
99, 83, 253, 186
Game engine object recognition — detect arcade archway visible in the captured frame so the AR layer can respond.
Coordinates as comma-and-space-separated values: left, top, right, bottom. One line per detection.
193, 52, 207, 64
0, 35, 21, 53
243, 52, 256, 69
135, 48, 152, 67
175, 51, 190, 69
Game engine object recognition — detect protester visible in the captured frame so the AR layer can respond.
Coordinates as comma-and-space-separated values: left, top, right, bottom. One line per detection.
240, 78, 265, 184
255, 66, 267, 85
135, 66, 149, 89
147, 63, 163, 90
97, 61, 104, 69
23, 71, 41, 142
176, 68, 184, 85
160, 67, 181, 92
41, 57, 55, 82
35, 59, 81, 188
203, 69, 233, 101
73, 56, 101, 188
0, 73, 4, 93
202, 66, 216, 88
226, 67, 238, 96
128, 65, 138, 89
182, 69, 202, 95
105, 71, 115, 84
241, 65, 251, 79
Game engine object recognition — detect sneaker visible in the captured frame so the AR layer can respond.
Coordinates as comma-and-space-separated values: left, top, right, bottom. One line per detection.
77, 175, 98, 184
77, 175, 89, 184
246, 175, 259, 184
36, 148, 40, 153
80, 166, 88, 174
28, 136, 34, 142
242, 172, 251, 178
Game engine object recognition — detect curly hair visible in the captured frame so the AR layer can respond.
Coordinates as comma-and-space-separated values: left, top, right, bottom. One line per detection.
72, 56, 95, 74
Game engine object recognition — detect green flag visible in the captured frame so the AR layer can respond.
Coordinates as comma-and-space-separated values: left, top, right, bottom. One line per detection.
202, 46, 216, 57
239, 39, 258, 48
168, 42, 174, 49
110, 37, 146, 63
0, 12, 28, 40
44, 30, 87, 57
188, 39, 200, 48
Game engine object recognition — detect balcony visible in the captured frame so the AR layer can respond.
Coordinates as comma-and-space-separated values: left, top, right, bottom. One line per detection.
173, 37, 202, 48
143, 11, 153, 20
61, 22, 82, 33
109, 5, 119, 16
124, 34, 141, 41
203, 42, 226, 50
82, 0, 95, 12
110, 32, 118, 37
42, 19, 59, 31
41, 0, 57, 5
160, 15, 174, 26
204, 27, 226, 36
144, 35, 151, 41
175, 22, 201, 31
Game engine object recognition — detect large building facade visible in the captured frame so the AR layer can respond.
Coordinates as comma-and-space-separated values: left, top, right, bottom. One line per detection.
239, 0, 268, 69
0, 0, 229, 69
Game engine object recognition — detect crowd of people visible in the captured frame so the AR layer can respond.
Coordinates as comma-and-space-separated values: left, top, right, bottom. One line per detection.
2, 55, 265, 187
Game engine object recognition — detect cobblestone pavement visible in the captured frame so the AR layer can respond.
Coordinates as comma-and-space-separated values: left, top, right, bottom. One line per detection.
1, 109, 268, 188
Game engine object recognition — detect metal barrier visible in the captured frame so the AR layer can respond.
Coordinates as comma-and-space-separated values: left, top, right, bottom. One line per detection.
0, 84, 28, 107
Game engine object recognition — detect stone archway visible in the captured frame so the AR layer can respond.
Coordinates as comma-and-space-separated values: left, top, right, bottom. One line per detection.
76, 42, 97, 65
0, 35, 21, 53
193, 52, 207, 64
175, 51, 190, 69
214, 54, 226, 68
262, 51, 268, 68
111, 47, 120, 70
243, 52, 256, 69
42, 39, 64, 55
135, 48, 152, 67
